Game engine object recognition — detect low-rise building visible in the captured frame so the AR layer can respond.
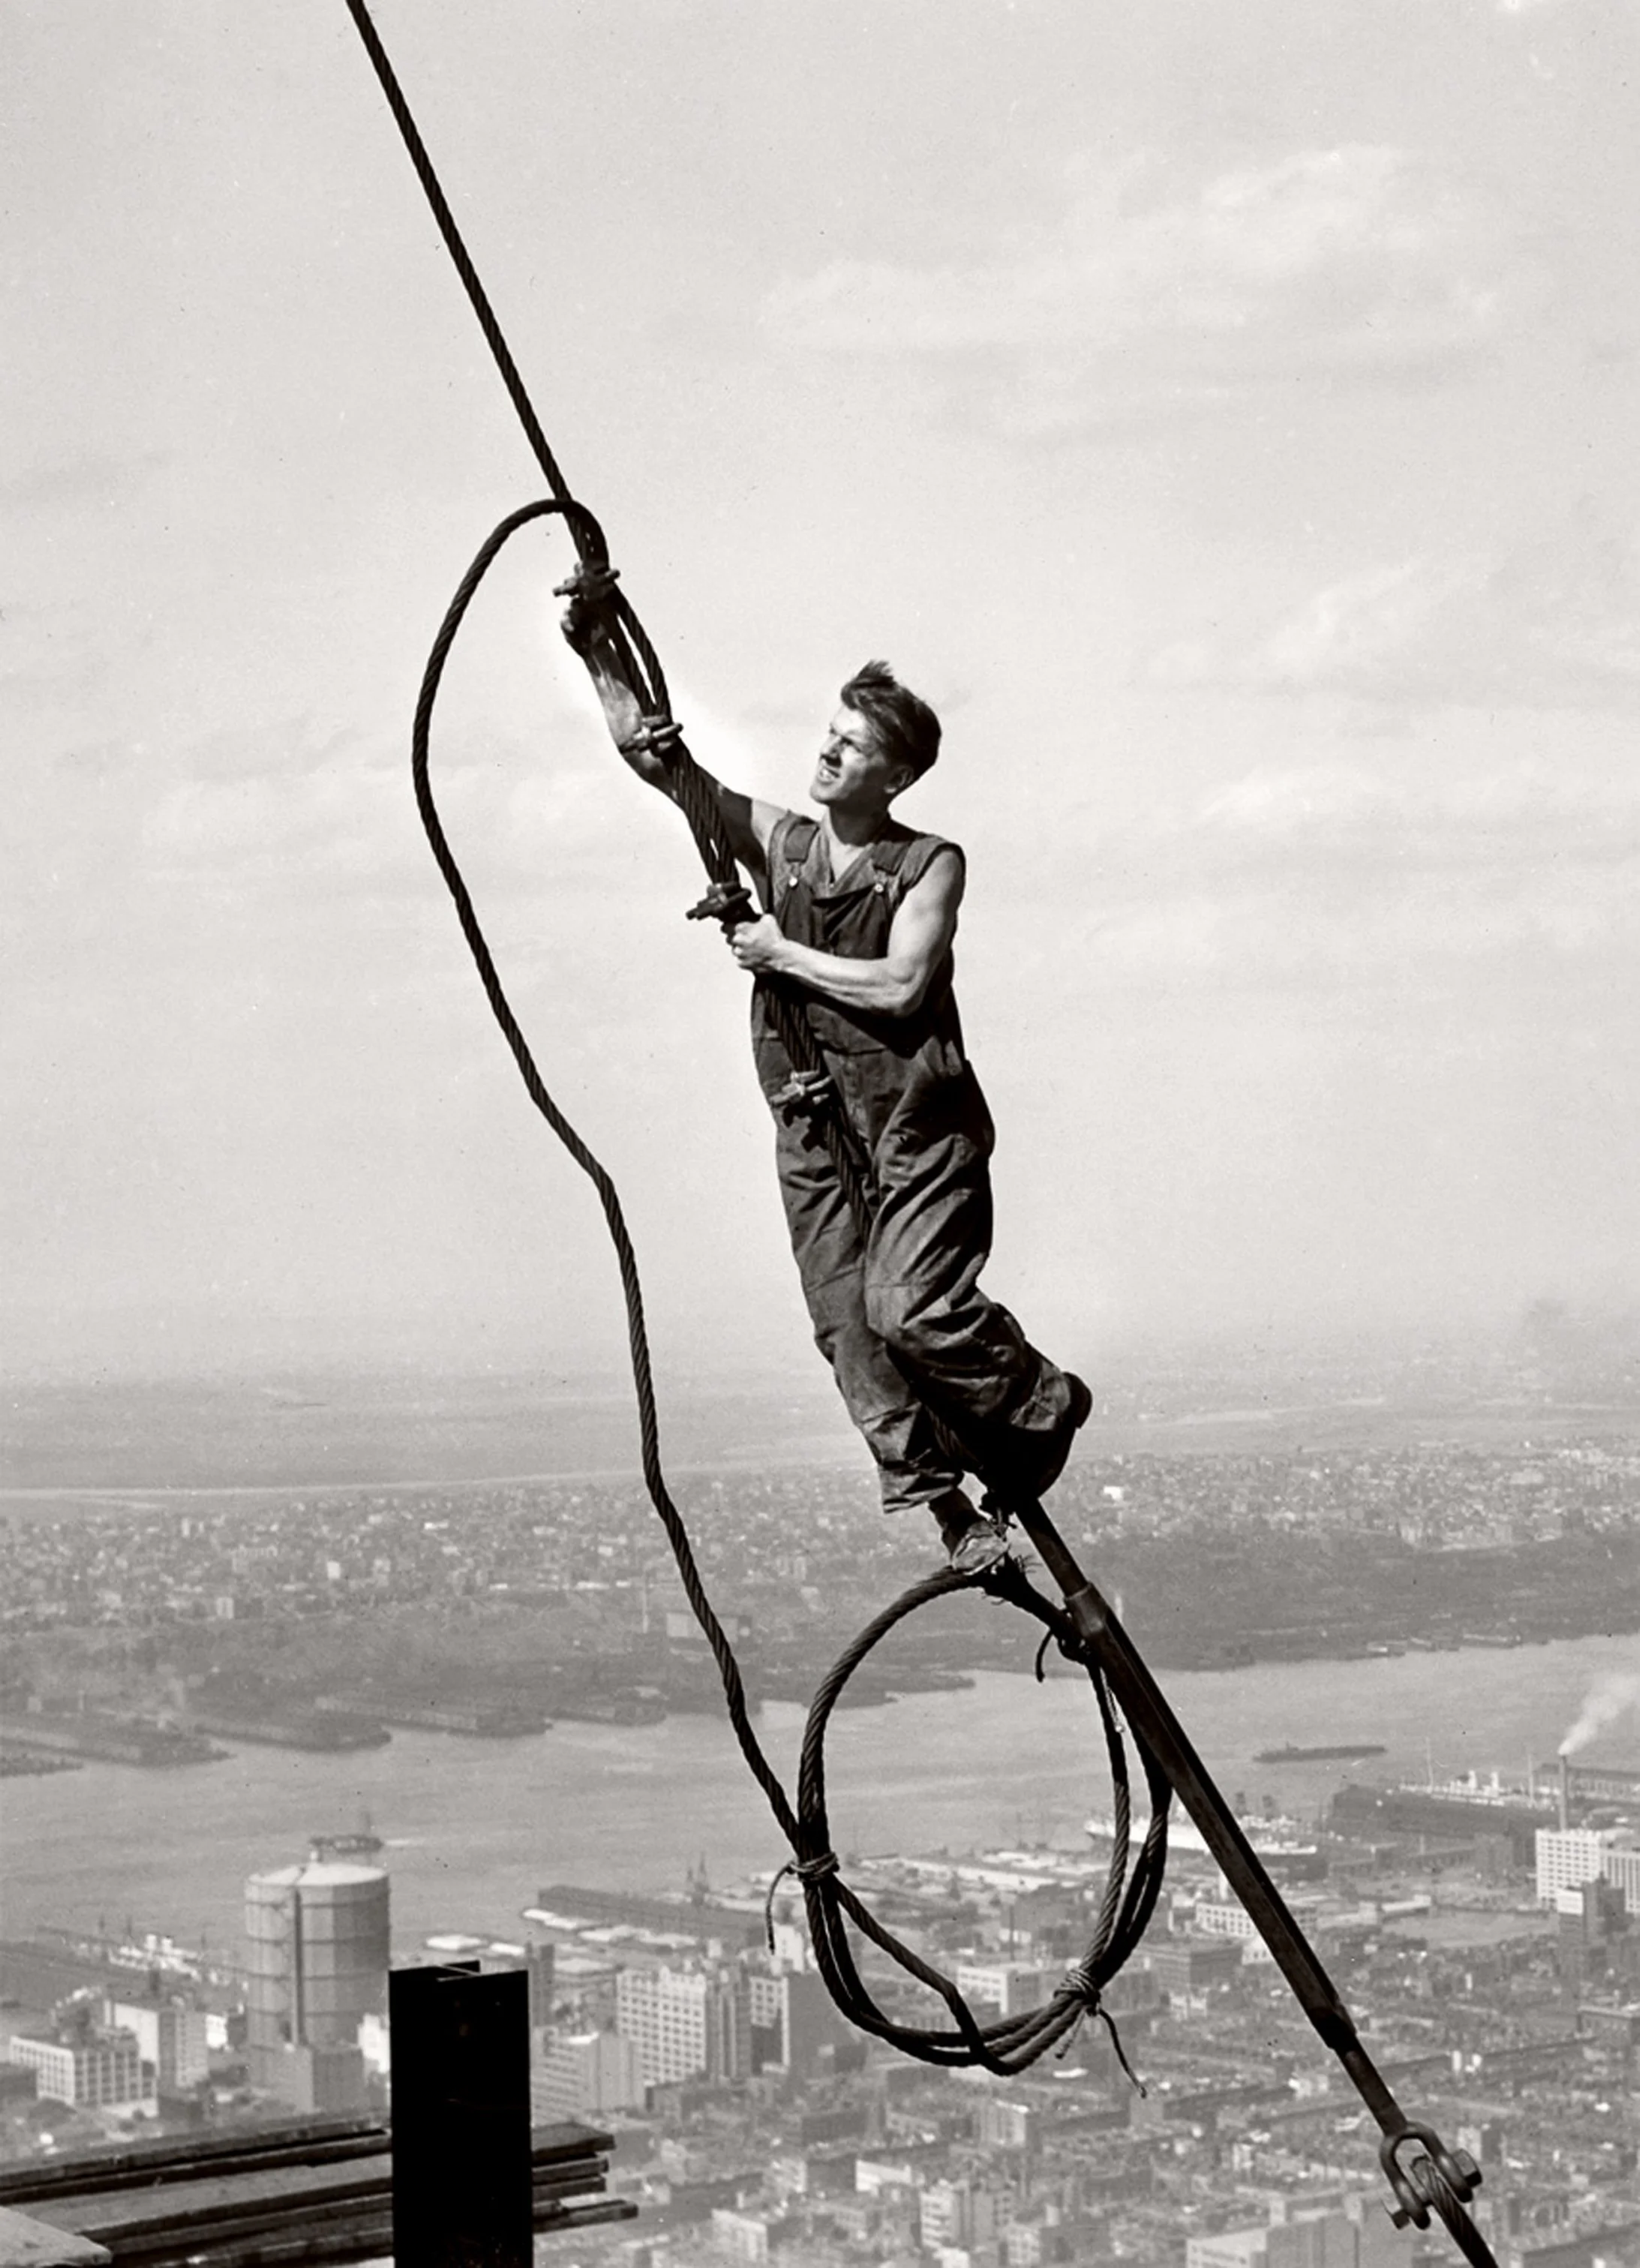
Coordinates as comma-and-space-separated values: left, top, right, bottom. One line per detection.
8, 2022, 151, 2112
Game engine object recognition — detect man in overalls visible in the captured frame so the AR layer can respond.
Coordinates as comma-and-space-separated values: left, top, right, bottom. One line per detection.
565, 608, 1089, 1569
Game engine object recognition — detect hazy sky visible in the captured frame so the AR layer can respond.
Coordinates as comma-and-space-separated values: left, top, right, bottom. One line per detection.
6, 0, 1639, 1383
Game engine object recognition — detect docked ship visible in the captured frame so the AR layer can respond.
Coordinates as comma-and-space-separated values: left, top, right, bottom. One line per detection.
0, 1708, 226, 1769
320, 1696, 549, 1737
1086, 1807, 1326, 1881
188, 1707, 390, 1751
310, 1810, 386, 1861
1330, 1768, 1553, 1864
548, 1689, 667, 1726
1255, 1742, 1387, 1765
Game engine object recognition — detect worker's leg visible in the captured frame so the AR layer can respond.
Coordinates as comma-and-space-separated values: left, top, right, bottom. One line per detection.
863, 1074, 1085, 1494
772, 1116, 964, 1515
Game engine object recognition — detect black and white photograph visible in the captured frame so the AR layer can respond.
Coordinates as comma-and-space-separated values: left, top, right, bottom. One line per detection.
4, 5, 1639, 2263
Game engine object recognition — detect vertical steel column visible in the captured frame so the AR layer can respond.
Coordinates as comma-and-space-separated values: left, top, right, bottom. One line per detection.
390, 1962, 533, 2268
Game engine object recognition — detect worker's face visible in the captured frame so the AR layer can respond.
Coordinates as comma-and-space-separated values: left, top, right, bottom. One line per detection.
811, 706, 911, 815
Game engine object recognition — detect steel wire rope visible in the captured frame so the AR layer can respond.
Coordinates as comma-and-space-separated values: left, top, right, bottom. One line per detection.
350, 0, 1163, 2073
347, 13, 1512, 2246
410, 497, 795, 1856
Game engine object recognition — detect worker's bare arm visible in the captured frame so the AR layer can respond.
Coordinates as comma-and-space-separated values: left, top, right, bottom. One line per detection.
560, 599, 779, 865
728, 847, 963, 1016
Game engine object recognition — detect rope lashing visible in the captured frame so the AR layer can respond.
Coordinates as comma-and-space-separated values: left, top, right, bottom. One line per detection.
410, 497, 1161, 2076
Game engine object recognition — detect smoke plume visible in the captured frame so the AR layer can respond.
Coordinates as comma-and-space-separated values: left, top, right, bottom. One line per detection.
1558, 1671, 1640, 1757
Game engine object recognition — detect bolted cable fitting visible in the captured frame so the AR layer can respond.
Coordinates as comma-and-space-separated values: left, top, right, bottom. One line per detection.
772, 1066, 836, 1121
551, 559, 620, 605
623, 715, 683, 759
686, 881, 755, 927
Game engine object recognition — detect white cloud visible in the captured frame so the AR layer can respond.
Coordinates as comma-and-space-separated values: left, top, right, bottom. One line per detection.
1155, 507, 1640, 710
1065, 735, 1640, 993
1195, 751, 1640, 846
763, 146, 1542, 431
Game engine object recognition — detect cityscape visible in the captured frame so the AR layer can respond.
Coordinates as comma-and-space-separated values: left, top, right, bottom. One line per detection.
11, 0, 1640, 2263
4, 1363, 1639, 2268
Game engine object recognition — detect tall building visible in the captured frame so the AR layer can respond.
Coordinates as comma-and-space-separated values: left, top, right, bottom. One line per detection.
1151, 1938, 1242, 2002
243, 1858, 389, 2112
531, 2029, 644, 2122
1555, 1877, 1631, 1993
614, 1962, 749, 2089
746, 1966, 851, 2077
920, 2178, 1008, 2251
954, 1959, 1067, 2019
105, 1995, 210, 2094
1599, 1843, 1640, 1910
1535, 1827, 1619, 1905
479, 1940, 555, 2028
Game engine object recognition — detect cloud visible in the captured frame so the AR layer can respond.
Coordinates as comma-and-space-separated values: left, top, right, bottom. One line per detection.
1194, 751, 1640, 858
133, 707, 654, 948
763, 146, 1542, 432
1068, 740, 1640, 991
1155, 506, 1640, 710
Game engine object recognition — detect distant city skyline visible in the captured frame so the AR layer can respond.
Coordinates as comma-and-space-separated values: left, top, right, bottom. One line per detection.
6, 0, 1639, 1380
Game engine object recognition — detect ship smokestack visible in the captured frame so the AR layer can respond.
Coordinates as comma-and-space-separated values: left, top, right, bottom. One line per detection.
1558, 1753, 1570, 1834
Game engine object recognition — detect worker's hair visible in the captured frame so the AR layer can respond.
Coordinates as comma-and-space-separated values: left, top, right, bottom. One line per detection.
840, 660, 942, 784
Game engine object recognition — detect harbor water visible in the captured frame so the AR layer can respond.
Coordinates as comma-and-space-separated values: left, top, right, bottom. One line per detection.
4, 1630, 1633, 1957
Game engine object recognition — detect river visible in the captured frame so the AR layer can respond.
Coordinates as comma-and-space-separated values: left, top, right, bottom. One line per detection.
3, 1632, 1634, 1958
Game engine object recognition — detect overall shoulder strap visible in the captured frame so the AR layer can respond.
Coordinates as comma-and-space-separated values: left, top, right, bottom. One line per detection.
873, 830, 961, 902
772, 813, 819, 870
767, 813, 818, 911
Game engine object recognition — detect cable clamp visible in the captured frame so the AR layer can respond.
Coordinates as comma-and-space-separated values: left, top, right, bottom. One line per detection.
686, 882, 755, 927
772, 1068, 836, 1122
555, 560, 623, 657
551, 560, 620, 605
623, 715, 684, 760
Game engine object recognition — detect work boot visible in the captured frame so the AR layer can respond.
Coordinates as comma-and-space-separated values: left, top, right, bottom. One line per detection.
927, 1487, 1010, 1576
1014, 1372, 1093, 1502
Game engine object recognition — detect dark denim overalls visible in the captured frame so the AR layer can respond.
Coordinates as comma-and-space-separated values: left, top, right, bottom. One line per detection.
752, 812, 1077, 1515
